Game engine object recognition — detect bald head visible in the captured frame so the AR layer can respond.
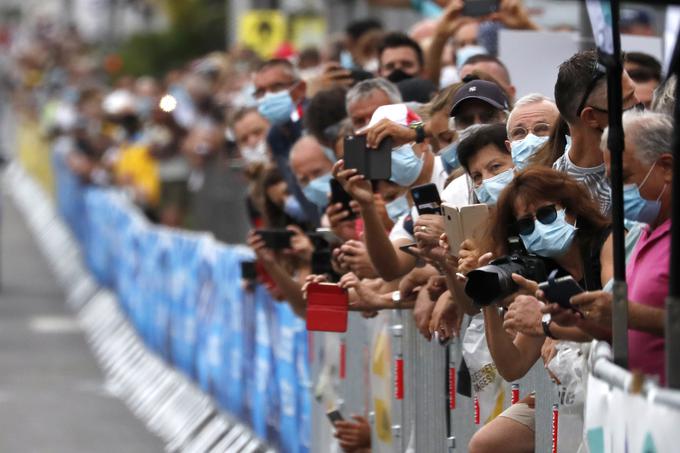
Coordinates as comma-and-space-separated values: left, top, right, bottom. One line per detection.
290, 136, 334, 187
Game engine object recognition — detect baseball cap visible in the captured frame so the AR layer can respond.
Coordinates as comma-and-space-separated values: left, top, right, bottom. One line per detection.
449, 80, 510, 117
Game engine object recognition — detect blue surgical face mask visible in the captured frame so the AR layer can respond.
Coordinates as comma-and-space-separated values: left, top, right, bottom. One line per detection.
511, 134, 549, 169
473, 168, 514, 205
257, 89, 295, 126
321, 145, 337, 164
439, 141, 460, 172
456, 45, 489, 69
302, 172, 332, 210
283, 195, 307, 222
340, 50, 355, 70
520, 209, 577, 258
386, 195, 410, 222
390, 144, 424, 187
623, 162, 665, 224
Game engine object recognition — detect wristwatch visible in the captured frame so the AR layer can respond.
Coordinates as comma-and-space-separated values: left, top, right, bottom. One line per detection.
391, 290, 401, 306
542, 312, 556, 339
409, 121, 426, 144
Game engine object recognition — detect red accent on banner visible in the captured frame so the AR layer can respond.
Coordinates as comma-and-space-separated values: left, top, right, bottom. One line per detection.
474, 395, 480, 425
552, 403, 559, 453
340, 341, 346, 379
395, 357, 404, 400
449, 367, 456, 409
512, 384, 520, 405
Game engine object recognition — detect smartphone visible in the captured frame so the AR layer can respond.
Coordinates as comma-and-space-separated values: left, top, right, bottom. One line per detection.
442, 203, 489, 256
462, 0, 499, 17
411, 183, 442, 215
442, 204, 464, 256
306, 283, 349, 332
330, 178, 357, 220
350, 69, 373, 85
254, 229, 294, 250
326, 409, 344, 424
240, 261, 257, 280
343, 135, 392, 180
312, 250, 334, 276
315, 227, 343, 246
399, 242, 421, 258
538, 275, 584, 311
459, 204, 489, 241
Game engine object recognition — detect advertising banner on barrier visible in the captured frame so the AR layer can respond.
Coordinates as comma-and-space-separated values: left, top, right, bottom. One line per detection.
585, 374, 680, 453
52, 149, 311, 452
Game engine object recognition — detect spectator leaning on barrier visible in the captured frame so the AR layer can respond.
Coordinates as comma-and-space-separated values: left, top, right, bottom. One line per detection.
467, 166, 614, 453
546, 110, 673, 385
553, 49, 641, 217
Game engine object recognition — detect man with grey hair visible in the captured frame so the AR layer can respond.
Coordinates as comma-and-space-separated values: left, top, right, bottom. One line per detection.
505, 93, 559, 169
551, 110, 673, 385
346, 78, 402, 131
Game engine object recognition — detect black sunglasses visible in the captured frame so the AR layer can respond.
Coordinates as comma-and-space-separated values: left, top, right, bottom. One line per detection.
575, 62, 607, 117
515, 204, 558, 236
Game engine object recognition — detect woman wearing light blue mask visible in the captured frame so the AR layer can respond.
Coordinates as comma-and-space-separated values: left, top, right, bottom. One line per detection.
467, 167, 614, 453
457, 123, 515, 205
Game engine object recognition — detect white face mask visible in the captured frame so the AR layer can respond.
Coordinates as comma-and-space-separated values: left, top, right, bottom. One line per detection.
363, 58, 379, 73
240, 140, 268, 165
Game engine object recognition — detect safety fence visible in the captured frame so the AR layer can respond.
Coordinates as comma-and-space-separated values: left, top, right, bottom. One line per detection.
14, 139, 678, 452
44, 149, 311, 453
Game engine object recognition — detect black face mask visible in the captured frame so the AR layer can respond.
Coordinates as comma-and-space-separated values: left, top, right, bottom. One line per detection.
386, 69, 413, 84
119, 114, 140, 137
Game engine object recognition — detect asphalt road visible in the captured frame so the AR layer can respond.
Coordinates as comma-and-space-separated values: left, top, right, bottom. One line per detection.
0, 193, 163, 453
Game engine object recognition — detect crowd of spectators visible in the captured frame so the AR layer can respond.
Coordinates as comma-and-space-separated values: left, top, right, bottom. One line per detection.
5, 2, 676, 451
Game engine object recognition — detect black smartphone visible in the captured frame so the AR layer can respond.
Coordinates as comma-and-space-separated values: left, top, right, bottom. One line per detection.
366, 136, 393, 180
349, 69, 374, 85
538, 275, 584, 311
326, 409, 344, 424
399, 242, 421, 258
254, 229, 294, 250
462, 0, 499, 17
330, 178, 357, 220
312, 250, 334, 276
343, 135, 392, 180
240, 261, 257, 280
410, 183, 442, 215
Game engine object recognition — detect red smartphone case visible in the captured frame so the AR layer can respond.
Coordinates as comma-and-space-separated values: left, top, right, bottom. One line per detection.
306, 283, 349, 332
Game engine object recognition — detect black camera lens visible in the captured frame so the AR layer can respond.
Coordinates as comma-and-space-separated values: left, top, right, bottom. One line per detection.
464, 254, 547, 306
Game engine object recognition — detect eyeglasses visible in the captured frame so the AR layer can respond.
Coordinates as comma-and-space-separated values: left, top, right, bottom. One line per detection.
509, 123, 552, 141
515, 204, 558, 236
575, 62, 607, 117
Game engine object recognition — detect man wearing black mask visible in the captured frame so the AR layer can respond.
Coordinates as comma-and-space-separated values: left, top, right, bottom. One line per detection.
378, 32, 425, 84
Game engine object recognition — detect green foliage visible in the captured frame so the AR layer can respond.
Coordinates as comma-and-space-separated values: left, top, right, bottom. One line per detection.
117, 0, 226, 77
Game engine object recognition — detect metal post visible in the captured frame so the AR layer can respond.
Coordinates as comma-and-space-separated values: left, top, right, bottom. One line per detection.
605, 0, 629, 369
666, 26, 680, 389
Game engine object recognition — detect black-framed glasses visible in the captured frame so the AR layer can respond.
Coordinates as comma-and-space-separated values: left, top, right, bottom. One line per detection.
515, 204, 558, 236
575, 63, 607, 116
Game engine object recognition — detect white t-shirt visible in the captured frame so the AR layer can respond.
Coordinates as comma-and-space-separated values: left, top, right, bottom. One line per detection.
441, 173, 474, 208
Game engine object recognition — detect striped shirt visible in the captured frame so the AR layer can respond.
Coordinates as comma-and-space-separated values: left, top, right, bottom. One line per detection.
553, 152, 611, 217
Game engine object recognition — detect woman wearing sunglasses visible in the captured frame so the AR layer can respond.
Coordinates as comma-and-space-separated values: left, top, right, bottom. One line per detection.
468, 166, 614, 453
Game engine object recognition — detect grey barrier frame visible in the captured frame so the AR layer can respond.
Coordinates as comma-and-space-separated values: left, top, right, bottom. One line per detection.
591, 341, 680, 411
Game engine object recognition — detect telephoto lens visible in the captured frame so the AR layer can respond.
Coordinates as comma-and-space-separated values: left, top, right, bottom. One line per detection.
464, 254, 547, 306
